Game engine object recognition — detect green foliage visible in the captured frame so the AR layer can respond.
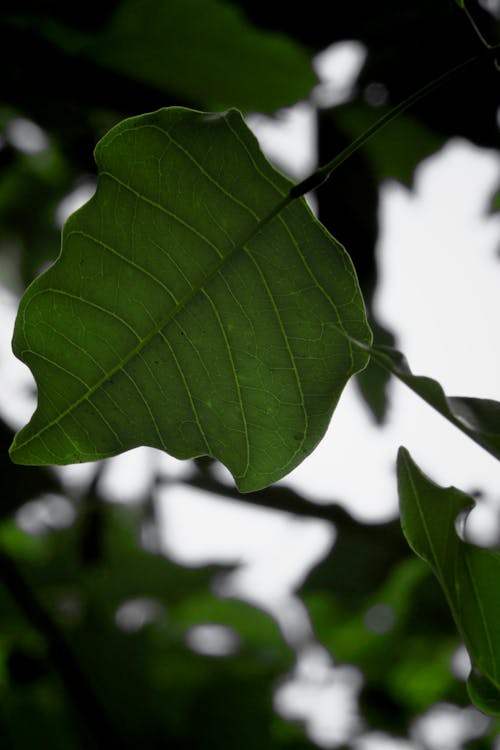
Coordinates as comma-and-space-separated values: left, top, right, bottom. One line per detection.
305, 557, 461, 720
2, 0, 500, 747
398, 448, 500, 715
39, 0, 316, 113
9, 107, 370, 490
0, 504, 295, 748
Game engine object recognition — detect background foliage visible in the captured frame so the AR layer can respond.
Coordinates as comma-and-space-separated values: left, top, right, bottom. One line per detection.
1, 1, 500, 747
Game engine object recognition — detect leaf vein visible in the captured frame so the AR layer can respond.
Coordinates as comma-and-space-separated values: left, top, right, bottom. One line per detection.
201, 287, 250, 478
159, 331, 212, 455
243, 248, 307, 470
120, 122, 261, 221
101, 171, 224, 259
69, 230, 179, 303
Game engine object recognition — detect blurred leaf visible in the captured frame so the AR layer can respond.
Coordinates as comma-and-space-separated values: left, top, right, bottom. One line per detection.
0, 132, 73, 285
302, 508, 409, 611
302, 502, 470, 732
174, 592, 290, 658
0, 416, 60, 521
42, 0, 316, 113
305, 553, 463, 726
398, 448, 500, 716
0, 680, 84, 750
0, 504, 298, 748
9, 106, 371, 491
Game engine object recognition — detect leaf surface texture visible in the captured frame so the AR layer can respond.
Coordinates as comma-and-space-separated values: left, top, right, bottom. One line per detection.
9, 107, 371, 491
370, 346, 500, 461
398, 448, 500, 716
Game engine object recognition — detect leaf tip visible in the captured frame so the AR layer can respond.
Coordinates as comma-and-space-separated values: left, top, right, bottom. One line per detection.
396, 445, 410, 466
396, 445, 415, 489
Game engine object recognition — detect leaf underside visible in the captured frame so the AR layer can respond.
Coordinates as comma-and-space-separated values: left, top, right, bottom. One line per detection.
371, 346, 500, 462
398, 448, 500, 716
9, 107, 371, 491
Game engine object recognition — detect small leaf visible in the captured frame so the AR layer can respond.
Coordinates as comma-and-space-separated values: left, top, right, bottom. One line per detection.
398, 448, 500, 716
454, 0, 466, 8
369, 346, 500, 461
9, 107, 371, 491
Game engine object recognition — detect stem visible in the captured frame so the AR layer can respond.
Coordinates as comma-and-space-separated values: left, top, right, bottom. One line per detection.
462, 1, 500, 69
463, 0, 494, 50
0, 547, 128, 750
289, 55, 478, 199
246, 46, 499, 254
265, 46, 500, 453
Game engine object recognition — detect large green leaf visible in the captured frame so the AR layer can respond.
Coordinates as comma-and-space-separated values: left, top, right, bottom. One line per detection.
398, 447, 500, 716
9, 107, 371, 491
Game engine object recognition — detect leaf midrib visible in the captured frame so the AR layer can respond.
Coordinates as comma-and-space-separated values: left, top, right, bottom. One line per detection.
12, 117, 285, 457
402, 452, 463, 628
463, 551, 500, 685
13, 220, 270, 457
13, 163, 308, 464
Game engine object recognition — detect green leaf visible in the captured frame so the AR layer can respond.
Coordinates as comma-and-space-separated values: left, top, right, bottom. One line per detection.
9, 107, 371, 491
43, 0, 316, 113
490, 187, 500, 214
397, 447, 500, 716
368, 346, 500, 461
468, 670, 500, 717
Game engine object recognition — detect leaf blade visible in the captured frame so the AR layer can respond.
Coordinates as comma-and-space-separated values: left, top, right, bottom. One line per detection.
398, 447, 500, 716
370, 346, 500, 461
9, 107, 371, 491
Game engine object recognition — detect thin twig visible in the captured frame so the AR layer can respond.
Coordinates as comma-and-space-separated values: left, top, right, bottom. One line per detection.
462, 1, 500, 69
289, 55, 478, 199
